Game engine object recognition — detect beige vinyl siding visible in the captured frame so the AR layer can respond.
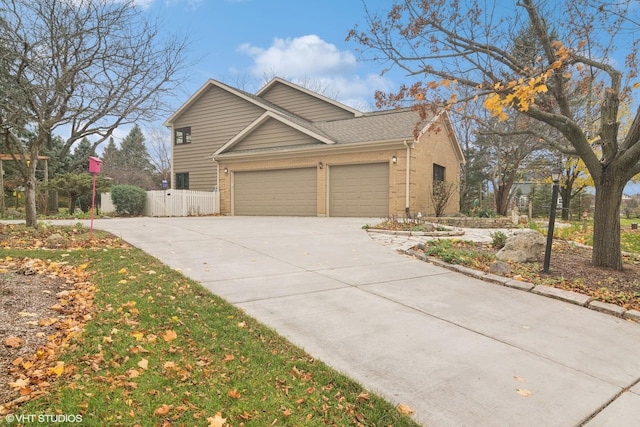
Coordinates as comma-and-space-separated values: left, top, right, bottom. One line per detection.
260, 83, 355, 122
173, 86, 265, 190
230, 118, 323, 152
233, 168, 317, 216
329, 163, 389, 217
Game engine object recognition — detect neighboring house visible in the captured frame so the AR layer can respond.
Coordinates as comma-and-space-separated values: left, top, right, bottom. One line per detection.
164, 77, 465, 217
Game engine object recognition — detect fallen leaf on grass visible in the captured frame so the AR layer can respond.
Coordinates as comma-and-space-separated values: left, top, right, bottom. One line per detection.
47, 361, 64, 377
356, 392, 370, 402
207, 412, 226, 427
162, 330, 177, 342
227, 389, 241, 399
154, 404, 172, 416
137, 358, 149, 370
397, 404, 414, 415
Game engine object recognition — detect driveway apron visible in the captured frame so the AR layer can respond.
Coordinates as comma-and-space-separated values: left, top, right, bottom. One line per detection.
87, 216, 640, 427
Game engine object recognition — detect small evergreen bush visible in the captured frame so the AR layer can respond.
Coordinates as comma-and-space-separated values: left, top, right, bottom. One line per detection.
111, 185, 146, 216
490, 231, 508, 249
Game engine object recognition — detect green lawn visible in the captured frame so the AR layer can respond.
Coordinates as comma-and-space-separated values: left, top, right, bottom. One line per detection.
2, 225, 419, 427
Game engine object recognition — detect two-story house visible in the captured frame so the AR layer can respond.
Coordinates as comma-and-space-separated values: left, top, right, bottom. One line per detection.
164, 77, 464, 217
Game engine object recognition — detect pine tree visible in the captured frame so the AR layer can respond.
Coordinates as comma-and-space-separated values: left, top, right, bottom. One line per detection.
119, 125, 154, 172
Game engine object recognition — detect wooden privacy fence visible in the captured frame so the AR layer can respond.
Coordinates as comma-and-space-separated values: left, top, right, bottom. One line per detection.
101, 190, 220, 217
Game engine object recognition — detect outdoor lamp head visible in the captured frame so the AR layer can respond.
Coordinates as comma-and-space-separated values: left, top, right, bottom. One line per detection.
551, 167, 562, 183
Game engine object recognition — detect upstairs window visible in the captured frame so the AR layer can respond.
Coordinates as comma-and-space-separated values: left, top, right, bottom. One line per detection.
175, 127, 191, 145
433, 163, 445, 183
176, 172, 189, 189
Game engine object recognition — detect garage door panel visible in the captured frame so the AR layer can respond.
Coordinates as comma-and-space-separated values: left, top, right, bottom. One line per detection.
329, 163, 389, 217
234, 168, 317, 216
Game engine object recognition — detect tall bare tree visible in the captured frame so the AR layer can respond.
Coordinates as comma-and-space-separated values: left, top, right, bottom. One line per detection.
349, 0, 640, 270
0, 0, 189, 227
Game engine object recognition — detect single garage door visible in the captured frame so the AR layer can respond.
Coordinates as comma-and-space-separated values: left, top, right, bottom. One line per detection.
234, 168, 317, 216
329, 163, 389, 217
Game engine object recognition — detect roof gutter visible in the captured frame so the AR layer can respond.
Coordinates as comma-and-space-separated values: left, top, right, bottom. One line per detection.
213, 139, 408, 163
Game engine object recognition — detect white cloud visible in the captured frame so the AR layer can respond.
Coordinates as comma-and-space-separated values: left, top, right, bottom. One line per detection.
239, 35, 357, 77
238, 35, 393, 110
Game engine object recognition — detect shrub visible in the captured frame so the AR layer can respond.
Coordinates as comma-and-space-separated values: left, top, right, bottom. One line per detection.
110, 185, 146, 216
490, 231, 508, 249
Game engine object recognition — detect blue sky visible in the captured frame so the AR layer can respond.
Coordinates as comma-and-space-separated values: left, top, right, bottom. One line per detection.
119, 0, 640, 194
141, 0, 399, 113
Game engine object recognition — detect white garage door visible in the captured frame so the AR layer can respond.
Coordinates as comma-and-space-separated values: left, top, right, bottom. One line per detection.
329, 163, 389, 217
234, 168, 317, 216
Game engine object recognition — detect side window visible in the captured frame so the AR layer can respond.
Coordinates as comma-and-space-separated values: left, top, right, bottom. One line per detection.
175, 127, 191, 145
433, 163, 445, 183
175, 172, 189, 189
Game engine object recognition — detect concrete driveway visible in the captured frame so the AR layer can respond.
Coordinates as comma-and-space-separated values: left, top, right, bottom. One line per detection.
83, 216, 640, 426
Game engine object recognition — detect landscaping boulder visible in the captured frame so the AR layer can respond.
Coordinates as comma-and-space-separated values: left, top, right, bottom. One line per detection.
496, 231, 545, 263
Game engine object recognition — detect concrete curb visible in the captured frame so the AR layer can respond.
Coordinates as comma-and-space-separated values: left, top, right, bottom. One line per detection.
404, 249, 639, 324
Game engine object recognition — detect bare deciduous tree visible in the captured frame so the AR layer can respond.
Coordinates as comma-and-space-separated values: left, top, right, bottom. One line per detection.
348, 0, 640, 270
0, 0, 189, 227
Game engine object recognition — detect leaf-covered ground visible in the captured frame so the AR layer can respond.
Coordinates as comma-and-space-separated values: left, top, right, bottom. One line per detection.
0, 223, 419, 427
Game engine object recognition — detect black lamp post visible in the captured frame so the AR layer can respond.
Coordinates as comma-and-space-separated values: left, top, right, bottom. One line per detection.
543, 167, 562, 273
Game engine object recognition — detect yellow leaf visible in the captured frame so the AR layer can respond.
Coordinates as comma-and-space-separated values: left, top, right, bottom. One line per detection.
397, 404, 414, 415
132, 332, 144, 341
227, 389, 241, 399
163, 361, 177, 370
137, 358, 149, 370
118, 279, 128, 284
634, 82, 640, 89
514, 376, 526, 383
48, 361, 64, 377
207, 412, 227, 427
119, 268, 128, 274
162, 330, 177, 342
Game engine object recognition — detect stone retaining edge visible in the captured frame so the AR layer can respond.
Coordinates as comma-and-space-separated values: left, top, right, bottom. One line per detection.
404, 249, 638, 324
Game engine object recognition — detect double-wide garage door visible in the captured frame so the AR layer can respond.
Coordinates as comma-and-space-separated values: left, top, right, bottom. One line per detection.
233, 163, 389, 217
234, 168, 317, 216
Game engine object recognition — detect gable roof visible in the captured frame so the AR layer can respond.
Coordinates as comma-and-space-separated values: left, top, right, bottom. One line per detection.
166, 77, 463, 163
256, 77, 363, 118
213, 110, 335, 156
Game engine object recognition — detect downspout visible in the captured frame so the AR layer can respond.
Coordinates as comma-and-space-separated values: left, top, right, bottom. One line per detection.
403, 140, 412, 217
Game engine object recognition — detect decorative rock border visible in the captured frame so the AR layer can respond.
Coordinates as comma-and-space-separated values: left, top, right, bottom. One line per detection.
366, 228, 466, 238
405, 248, 640, 324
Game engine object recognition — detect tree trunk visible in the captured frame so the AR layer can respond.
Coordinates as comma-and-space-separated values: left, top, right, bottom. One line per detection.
560, 186, 571, 221
25, 174, 38, 228
592, 173, 623, 270
495, 184, 510, 216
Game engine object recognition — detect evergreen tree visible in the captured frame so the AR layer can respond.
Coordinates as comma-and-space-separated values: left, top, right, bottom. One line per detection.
70, 137, 94, 173
99, 125, 156, 189
119, 125, 154, 172
100, 137, 121, 177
